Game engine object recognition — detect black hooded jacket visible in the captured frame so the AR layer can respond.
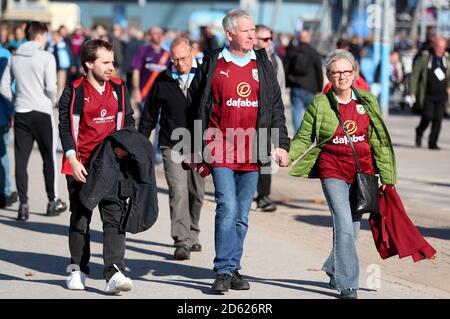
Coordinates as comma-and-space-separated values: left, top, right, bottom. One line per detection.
79, 127, 158, 234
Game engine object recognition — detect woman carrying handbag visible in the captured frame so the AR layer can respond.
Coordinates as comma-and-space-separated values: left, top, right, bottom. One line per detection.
288, 49, 397, 299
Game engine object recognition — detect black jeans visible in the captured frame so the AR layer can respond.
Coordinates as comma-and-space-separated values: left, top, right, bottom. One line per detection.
14, 111, 57, 203
257, 171, 271, 199
416, 94, 447, 147
67, 176, 126, 281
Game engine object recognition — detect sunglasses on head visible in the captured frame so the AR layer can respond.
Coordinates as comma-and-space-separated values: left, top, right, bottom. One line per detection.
257, 37, 272, 42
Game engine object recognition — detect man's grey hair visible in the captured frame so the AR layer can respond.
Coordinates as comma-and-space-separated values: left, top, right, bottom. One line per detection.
325, 49, 357, 72
222, 9, 252, 33
170, 36, 191, 51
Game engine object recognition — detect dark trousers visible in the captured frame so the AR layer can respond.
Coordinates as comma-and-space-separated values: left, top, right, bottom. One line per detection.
416, 94, 447, 147
257, 171, 271, 199
14, 111, 56, 204
67, 176, 126, 281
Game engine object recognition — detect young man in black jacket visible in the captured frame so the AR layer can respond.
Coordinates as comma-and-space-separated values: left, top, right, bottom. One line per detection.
58, 39, 135, 294
139, 37, 205, 261
194, 9, 289, 294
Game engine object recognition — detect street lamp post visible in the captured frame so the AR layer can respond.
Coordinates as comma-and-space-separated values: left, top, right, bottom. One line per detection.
420, 0, 427, 43
380, 0, 395, 116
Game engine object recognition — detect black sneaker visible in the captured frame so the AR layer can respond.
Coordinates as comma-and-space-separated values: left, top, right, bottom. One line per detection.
211, 274, 231, 293
5, 192, 18, 207
17, 203, 29, 221
415, 133, 422, 147
230, 270, 250, 290
0, 191, 18, 208
190, 244, 202, 252
429, 144, 440, 150
174, 246, 190, 260
339, 288, 358, 299
327, 273, 337, 290
256, 196, 277, 212
47, 198, 67, 216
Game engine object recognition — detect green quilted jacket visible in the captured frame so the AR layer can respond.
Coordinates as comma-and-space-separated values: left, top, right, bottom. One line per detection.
288, 88, 397, 185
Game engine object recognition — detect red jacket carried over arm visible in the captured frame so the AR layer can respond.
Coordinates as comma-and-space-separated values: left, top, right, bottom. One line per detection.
369, 185, 436, 262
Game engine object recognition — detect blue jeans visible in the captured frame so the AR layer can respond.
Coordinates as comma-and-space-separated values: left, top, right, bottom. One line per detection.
210, 167, 259, 275
320, 178, 361, 290
290, 86, 316, 132
0, 125, 11, 196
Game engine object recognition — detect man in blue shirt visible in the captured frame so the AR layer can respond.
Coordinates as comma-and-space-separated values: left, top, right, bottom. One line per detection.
0, 43, 17, 208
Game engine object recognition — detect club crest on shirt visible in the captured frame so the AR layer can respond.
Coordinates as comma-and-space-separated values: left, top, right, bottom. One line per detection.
252, 69, 259, 82
236, 82, 252, 97
113, 91, 118, 101
356, 104, 366, 115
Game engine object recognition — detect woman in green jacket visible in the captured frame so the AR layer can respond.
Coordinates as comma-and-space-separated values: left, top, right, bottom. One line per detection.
288, 49, 397, 299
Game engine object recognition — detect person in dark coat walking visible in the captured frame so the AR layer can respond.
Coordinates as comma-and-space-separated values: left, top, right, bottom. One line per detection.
410, 37, 450, 150
139, 37, 205, 261
58, 39, 135, 294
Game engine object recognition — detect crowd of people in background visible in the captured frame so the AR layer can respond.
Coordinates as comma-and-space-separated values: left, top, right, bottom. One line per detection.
1, 21, 448, 115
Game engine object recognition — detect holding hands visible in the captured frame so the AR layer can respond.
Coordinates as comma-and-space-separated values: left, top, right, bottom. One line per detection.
272, 148, 289, 167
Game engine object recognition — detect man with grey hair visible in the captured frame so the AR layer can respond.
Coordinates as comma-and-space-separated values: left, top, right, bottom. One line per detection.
193, 9, 290, 294
139, 37, 205, 261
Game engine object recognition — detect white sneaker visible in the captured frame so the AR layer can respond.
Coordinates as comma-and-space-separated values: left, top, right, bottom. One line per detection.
66, 264, 87, 290
104, 265, 132, 295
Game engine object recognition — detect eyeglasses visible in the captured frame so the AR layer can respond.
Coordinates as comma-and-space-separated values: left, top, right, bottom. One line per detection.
257, 36, 272, 42
329, 69, 354, 78
171, 55, 191, 64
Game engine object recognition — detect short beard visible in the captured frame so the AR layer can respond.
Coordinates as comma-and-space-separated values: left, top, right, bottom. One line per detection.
92, 72, 108, 85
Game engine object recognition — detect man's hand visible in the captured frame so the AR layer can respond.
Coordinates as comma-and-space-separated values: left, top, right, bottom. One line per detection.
272, 148, 288, 167
405, 95, 416, 108
114, 147, 128, 159
68, 156, 88, 183
132, 88, 142, 104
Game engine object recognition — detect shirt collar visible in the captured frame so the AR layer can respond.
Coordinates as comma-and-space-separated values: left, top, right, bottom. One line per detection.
171, 57, 198, 80
218, 47, 256, 63
336, 90, 357, 104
